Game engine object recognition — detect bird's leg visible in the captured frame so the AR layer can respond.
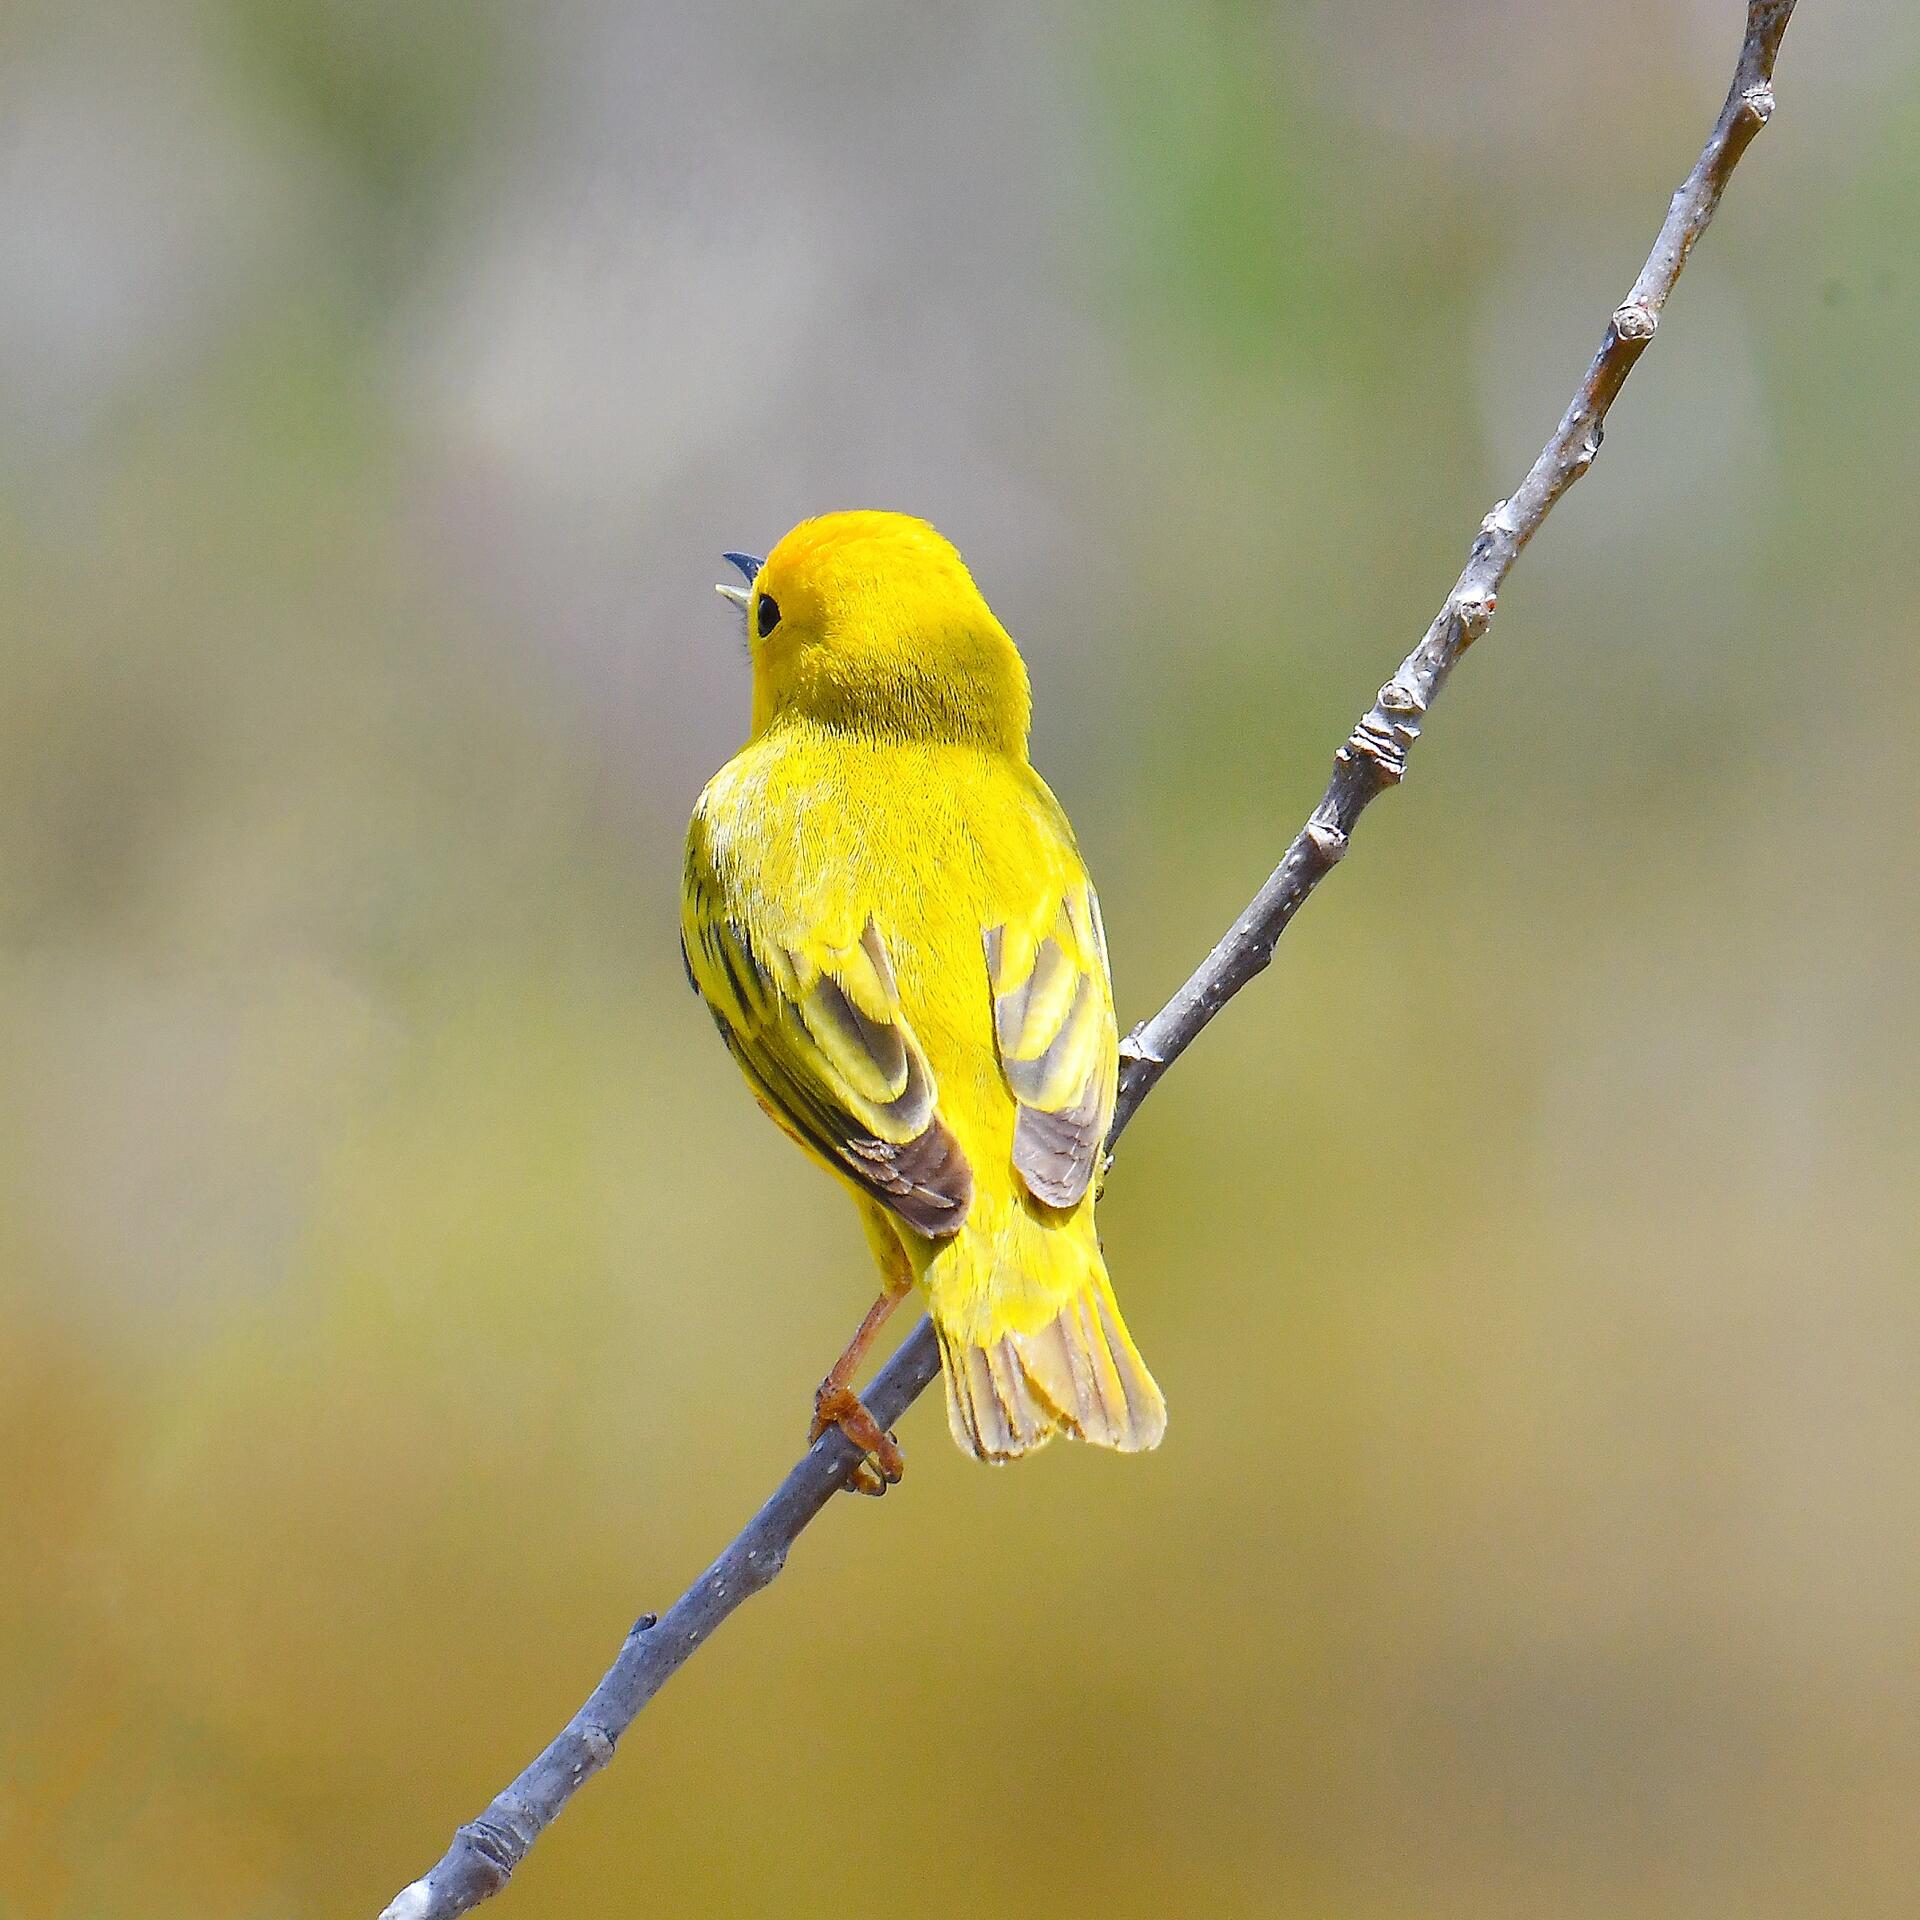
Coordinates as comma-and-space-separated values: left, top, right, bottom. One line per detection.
810, 1284, 910, 1496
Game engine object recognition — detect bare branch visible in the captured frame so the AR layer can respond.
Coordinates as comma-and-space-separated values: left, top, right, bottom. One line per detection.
1112, 0, 1797, 1129
378, 7, 1797, 1914
377, 1328, 943, 1920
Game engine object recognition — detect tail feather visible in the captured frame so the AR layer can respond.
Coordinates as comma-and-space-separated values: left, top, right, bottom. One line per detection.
937, 1260, 1166, 1463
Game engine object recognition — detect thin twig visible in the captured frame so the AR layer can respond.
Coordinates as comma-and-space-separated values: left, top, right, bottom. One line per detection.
378, 7, 1797, 1913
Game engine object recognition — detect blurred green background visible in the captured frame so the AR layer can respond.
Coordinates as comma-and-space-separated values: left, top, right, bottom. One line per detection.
4, 1, 1917, 1915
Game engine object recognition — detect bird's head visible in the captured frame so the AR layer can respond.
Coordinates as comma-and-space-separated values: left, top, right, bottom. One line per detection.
716, 511, 1030, 751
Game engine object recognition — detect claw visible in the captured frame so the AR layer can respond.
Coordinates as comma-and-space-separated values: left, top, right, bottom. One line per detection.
812, 1380, 906, 1494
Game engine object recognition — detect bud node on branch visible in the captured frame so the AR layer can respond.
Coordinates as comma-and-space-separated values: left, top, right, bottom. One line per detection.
1612, 300, 1659, 342
1454, 594, 1497, 643
1305, 819, 1349, 863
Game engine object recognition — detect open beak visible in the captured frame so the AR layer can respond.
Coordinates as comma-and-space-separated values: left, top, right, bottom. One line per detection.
714, 550, 763, 612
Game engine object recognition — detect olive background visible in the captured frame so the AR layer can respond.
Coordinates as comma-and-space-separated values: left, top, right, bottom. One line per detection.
4, 2, 1918, 1916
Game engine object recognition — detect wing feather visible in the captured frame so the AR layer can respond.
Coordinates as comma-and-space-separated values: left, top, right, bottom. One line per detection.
985, 878, 1118, 1210
684, 837, 972, 1237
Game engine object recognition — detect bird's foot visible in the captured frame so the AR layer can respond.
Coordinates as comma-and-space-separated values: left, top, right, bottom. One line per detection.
810, 1380, 904, 1496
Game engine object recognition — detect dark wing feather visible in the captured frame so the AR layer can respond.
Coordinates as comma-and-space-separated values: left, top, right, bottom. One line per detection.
683, 844, 972, 1237
984, 882, 1118, 1209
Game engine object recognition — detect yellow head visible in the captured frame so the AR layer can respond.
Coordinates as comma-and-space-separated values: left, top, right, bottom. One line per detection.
717, 511, 1031, 752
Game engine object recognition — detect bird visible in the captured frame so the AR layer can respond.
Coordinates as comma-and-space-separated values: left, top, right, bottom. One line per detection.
682, 511, 1165, 1491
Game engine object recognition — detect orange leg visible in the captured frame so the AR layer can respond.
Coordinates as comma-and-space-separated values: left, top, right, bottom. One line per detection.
810, 1287, 909, 1495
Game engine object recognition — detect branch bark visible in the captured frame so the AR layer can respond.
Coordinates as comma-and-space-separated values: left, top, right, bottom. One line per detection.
378, 7, 1797, 1914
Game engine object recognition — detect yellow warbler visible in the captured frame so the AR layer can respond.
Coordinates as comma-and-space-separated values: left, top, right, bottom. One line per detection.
683, 511, 1165, 1485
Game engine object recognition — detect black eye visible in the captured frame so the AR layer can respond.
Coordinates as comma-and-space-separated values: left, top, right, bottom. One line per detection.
756, 593, 781, 639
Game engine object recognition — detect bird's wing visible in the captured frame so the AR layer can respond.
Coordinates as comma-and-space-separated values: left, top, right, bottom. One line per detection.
983, 873, 1118, 1211
682, 850, 973, 1239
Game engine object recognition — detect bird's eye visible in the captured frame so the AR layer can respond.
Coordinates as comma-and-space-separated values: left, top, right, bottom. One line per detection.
756, 593, 781, 639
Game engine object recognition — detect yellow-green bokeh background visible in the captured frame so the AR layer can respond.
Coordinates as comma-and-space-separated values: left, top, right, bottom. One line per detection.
5, 2, 1918, 1915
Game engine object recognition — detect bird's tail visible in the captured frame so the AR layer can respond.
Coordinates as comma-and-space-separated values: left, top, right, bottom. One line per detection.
929, 1207, 1165, 1463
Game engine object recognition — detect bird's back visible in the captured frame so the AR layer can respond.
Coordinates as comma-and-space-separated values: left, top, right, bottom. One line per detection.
690, 720, 1073, 1164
